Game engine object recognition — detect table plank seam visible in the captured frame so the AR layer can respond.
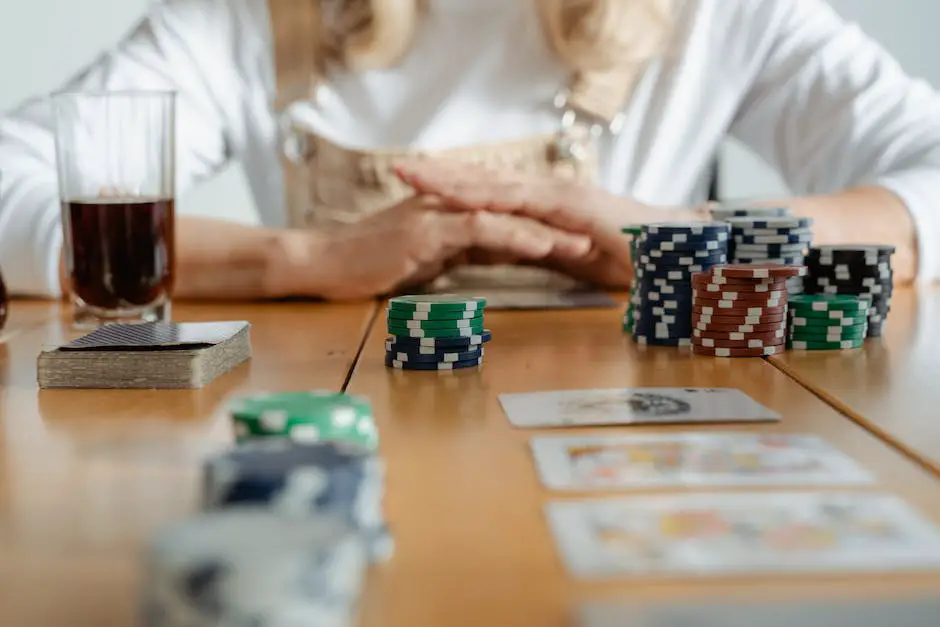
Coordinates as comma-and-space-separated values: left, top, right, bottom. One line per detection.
341, 299, 382, 392
767, 355, 940, 479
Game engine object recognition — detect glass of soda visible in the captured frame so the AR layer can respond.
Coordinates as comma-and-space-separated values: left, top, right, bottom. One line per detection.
53, 91, 176, 327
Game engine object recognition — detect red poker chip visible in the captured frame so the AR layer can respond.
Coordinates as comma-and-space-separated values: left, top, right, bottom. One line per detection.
693, 296, 786, 310
692, 337, 785, 349
692, 344, 785, 357
693, 312, 787, 325
694, 320, 788, 333
692, 273, 787, 289
693, 328, 787, 342
692, 288, 787, 301
709, 264, 806, 279
692, 303, 788, 317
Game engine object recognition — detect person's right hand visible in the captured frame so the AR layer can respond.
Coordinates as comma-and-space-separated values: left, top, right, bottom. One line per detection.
273, 195, 594, 300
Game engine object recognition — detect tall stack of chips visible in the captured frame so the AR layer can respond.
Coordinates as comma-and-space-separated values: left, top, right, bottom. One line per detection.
143, 512, 367, 627
385, 295, 490, 370
803, 245, 895, 337
631, 222, 731, 347
621, 225, 644, 333
228, 391, 378, 449
787, 294, 870, 350
691, 264, 806, 357
724, 215, 813, 296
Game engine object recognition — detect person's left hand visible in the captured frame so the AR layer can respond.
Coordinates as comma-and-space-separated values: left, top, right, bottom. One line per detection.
393, 158, 643, 287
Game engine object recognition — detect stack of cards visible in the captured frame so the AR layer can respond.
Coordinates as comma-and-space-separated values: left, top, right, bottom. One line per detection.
37, 321, 251, 389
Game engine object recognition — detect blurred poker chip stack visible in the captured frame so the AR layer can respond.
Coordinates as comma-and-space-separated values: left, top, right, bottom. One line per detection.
724, 216, 813, 296
385, 295, 490, 370
802, 245, 895, 337
143, 511, 367, 627
631, 222, 731, 347
621, 225, 644, 333
229, 391, 378, 450
691, 263, 806, 357
787, 294, 870, 351
201, 439, 392, 564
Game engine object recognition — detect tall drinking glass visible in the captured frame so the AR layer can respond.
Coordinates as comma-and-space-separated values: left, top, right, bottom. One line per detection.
53, 91, 176, 327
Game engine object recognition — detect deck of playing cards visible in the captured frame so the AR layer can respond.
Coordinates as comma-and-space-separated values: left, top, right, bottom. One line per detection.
37, 321, 251, 389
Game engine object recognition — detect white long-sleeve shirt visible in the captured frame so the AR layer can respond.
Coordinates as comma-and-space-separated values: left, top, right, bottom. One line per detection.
3, 0, 940, 297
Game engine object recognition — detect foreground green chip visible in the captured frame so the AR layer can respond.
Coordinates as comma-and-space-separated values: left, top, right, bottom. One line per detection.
622, 224, 644, 236
229, 391, 378, 449
386, 316, 485, 331
787, 338, 866, 351
789, 315, 867, 327
789, 294, 870, 312
386, 307, 483, 321
388, 294, 486, 312
789, 325, 867, 341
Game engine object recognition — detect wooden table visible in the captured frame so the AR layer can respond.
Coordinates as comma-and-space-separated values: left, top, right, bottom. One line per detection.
0, 300, 377, 627
1, 296, 939, 627
770, 287, 940, 474
349, 305, 940, 627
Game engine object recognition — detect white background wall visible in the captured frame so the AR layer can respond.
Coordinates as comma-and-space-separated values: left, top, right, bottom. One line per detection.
2, 0, 939, 214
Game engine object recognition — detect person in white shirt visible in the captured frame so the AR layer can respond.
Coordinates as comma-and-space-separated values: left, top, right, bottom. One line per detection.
0, 0, 937, 301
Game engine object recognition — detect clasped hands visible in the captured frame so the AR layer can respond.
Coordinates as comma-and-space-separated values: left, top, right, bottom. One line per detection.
306, 159, 641, 300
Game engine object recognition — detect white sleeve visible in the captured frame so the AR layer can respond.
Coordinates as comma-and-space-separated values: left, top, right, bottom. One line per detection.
728, 0, 940, 283
0, 0, 240, 297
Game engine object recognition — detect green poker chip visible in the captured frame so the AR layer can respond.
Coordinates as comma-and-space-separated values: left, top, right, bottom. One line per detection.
229, 391, 378, 449
385, 316, 484, 331
786, 307, 867, 320
789, 314, 867, 327
787, 337, 866, 351
622, 224, 644, 236
387, 324, 485, 338
386, 307, 483, 321
789, 325, 867, 341
388, 294, 486, 312
788, 294, 870, 312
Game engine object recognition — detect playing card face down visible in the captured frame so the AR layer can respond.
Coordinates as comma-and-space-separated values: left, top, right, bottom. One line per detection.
578, 597, 940, 627
547, 492, 940, 578
500, 388, 780, 428
60, 321, 248, 350
531, 433, 874, 491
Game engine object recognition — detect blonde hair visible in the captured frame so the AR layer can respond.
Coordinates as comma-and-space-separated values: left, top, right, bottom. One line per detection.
323, 0, 673, 74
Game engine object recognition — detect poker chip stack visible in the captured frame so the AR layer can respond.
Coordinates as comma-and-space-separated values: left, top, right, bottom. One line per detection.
724, 216, 813, 297
786, 294, 870, 351
228, 391, 379, 450
631, 222, 731, 347
143, 511, 367, 627
385, 295, 491, 370
802, 245, 895, 337
621, 225, 644, 333
691, 263, 806, 357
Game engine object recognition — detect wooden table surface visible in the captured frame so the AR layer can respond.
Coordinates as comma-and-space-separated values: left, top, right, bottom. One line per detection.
349, 303, 940, 627
0, 300, 377, 627
770, 288, 940, 474
1, 294, 939, 627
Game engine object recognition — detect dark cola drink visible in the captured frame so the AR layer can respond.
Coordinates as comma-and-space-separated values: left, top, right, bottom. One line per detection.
0, 266, 7, 332
65, 197, 175, 311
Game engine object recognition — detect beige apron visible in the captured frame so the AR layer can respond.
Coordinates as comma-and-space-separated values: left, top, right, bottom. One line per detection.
267, 0, 641, 293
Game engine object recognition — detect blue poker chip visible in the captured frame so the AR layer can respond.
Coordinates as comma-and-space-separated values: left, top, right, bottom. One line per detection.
726, 217, 813, 229
643, 221, 732, 236
202, 440, 383, 531
385, 355, 483, 370
732, 243, 807, 254
734, 256, 805, 265
734, 233, 813, 245
384, 329, 492, 348
638, 251, 728, 265
633, 334, 693, 347
637, 239, 728, 254
733, 227, 813, 237
384, 345, 482, 363
643, 245, 728, 259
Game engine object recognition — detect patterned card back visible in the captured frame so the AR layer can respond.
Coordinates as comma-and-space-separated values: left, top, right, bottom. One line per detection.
60, 321, 249, 351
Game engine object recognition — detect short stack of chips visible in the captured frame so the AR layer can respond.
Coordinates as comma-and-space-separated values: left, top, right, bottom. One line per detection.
621, 225, 644, 332
787, 294, 870, 351
385, 295, 490, 370
691, 263, 806, 357
803, 245, 895, 337
631, 222, 731, 347
229, 391, 378, 449
724, 215, 813, 296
